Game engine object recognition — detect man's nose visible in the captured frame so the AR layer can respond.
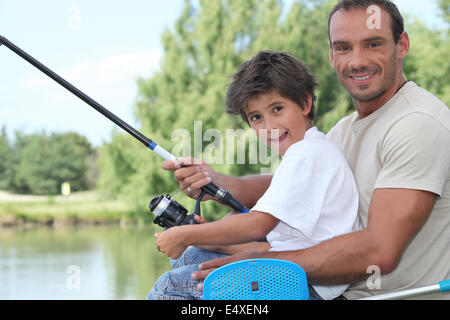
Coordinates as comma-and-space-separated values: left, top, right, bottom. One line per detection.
348, 47, 369, 71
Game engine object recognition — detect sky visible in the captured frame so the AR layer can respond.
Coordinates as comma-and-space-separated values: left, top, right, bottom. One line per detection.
0, 0, 444, 146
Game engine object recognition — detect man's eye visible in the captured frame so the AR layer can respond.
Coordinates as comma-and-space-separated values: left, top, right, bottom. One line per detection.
367, 42, 381, 48
336, 46, 350, 52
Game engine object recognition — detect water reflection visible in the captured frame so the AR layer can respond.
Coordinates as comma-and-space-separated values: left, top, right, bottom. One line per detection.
0, 226, 171, 299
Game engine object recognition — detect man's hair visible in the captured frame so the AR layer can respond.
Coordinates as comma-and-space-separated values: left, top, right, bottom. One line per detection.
225, 51, 318, 125
328, 0, 404, 44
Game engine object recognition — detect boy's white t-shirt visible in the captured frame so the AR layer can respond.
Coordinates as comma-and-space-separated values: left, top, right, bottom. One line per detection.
251, 126, 361, 300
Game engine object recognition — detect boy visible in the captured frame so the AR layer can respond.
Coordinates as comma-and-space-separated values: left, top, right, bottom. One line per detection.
150, 51, 361, 300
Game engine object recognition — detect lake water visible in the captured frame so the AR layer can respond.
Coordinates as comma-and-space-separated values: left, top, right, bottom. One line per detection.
0, 226, 171, 299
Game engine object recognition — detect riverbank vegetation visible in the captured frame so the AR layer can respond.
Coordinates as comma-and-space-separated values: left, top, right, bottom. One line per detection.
0, 190, 143, 228
0, 129, 97, 195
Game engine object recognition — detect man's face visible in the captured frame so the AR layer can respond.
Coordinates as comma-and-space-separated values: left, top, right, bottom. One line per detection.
329, 8, 407, 107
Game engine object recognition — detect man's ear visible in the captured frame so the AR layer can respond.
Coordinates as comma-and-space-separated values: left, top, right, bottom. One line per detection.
329, 42, 335, 67
397, 31, 410, 59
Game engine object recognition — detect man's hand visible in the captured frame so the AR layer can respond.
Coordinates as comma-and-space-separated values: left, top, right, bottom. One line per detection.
162, 157, 273, 208
191, 250, 265, 291
161, 157, 217, 200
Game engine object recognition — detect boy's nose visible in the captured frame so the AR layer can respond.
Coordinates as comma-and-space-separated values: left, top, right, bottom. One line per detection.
263, 118, 278, 130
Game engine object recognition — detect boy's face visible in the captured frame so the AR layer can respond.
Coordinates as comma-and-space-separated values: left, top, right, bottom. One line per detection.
245, 91, 312, 156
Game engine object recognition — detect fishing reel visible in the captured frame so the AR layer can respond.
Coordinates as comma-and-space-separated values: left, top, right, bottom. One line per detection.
149, 190, 206, 229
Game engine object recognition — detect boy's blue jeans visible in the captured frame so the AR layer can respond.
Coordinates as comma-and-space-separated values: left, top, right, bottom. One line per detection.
147, 246, 227, 300
147, 246, 323, 300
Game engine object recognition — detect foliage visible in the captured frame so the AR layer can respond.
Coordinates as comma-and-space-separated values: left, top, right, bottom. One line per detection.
403, 11, 450, 108
439, 0, 450, 23
0, 126, 15, 190
1, 130, 95, 195
98, 0, 449, 221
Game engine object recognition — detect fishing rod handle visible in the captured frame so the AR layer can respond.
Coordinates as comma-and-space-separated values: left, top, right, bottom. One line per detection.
148, 141, 176, 161
147, 143, 248, 213
440, 279, 450, 292
202, 182, 249, 213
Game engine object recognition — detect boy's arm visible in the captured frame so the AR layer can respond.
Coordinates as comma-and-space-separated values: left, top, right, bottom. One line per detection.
161, 158, 272, 208
155, 211, 278, 259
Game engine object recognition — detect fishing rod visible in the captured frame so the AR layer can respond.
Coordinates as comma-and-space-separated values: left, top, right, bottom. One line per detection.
0, 35, 249, 227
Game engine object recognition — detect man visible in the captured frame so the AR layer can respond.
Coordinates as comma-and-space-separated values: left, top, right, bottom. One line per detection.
163, 0, 450, 299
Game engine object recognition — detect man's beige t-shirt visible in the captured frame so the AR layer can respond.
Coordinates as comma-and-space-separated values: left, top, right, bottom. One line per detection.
327, 82, 450, 299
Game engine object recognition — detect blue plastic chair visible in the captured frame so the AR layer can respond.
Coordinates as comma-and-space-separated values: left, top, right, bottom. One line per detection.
203, 259, 309, 300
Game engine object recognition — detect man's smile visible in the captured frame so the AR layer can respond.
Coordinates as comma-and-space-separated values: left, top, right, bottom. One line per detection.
350, 72, 376, 83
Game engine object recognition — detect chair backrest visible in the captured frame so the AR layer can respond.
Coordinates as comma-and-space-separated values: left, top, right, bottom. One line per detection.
203, 258, 309, 300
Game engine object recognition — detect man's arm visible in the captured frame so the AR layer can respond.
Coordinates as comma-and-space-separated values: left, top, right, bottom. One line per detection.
198, 241, 272, 255
193, 188, 437, 286
156, 210, 279, 259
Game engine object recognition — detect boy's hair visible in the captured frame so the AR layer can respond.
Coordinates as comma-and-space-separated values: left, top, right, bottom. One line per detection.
225, 51, 318, 125
328, 0, 404, 44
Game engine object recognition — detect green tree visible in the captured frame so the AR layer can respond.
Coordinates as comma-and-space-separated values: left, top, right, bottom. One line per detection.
99, 0, 348, 219
0, 126, 15, 190
98, 0, 450, 221
13, 131, 94, 195
403, 6, 450, 108
439, 0, 450, 23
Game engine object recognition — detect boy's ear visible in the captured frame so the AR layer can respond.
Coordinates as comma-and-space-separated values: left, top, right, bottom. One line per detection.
302, 93, 313, 116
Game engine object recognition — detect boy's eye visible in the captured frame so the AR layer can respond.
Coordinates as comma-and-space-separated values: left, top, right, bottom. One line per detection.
249, 114, 260, 121
273, 106, 283, 113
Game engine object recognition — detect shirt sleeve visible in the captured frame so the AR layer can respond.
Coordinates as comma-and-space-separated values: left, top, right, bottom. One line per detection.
375, 113, 450, 196
251, 156, 329, 238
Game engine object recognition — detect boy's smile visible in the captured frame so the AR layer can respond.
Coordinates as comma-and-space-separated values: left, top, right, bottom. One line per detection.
245, 90, 312, 156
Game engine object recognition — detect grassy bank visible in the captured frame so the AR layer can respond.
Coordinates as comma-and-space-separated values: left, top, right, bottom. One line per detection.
0, 190, 140, 228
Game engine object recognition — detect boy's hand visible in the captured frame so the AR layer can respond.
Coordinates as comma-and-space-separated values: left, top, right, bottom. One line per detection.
155, 226, 190, 259
193, 214, 209, 224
